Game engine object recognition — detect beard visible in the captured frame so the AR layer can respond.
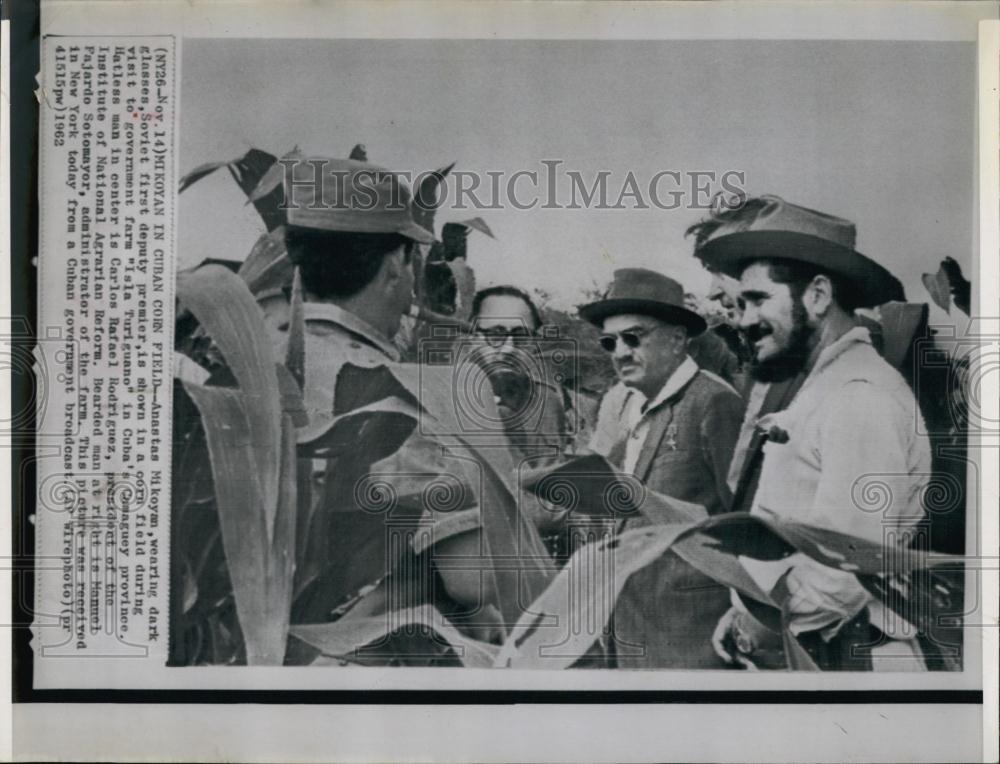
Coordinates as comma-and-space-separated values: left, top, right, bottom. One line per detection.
747, 302, 815, 382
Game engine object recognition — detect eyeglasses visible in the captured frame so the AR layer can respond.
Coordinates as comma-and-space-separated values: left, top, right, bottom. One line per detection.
598, 329, 649, 353
476, 325, 533, 348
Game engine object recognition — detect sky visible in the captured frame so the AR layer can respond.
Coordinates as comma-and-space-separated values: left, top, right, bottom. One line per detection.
178, 39, 976, 314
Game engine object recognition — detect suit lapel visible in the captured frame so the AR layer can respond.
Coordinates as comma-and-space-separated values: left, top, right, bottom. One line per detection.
632, 404, 675, 481
632, 370, 699, 480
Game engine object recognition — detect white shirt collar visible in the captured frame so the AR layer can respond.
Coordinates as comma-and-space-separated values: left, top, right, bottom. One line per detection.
639, 355, 699, 415
808, 325, 872, 379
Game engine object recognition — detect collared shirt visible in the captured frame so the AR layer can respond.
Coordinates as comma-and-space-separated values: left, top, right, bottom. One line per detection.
739, 326, 931, 638
275, 301, 402, 442
751, 326, 928, 537
300, 302, 402, 360
620, 356, 700, 474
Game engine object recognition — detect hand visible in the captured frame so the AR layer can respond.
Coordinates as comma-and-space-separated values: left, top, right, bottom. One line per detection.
712, 606, 760, 670
711, 606, 740, 665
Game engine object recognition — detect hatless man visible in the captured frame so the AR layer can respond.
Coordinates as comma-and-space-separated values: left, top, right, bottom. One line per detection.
461, 285, 576, 466
583, 268, 745, 668
692, 195, 929, 670
469, 285, 544, 363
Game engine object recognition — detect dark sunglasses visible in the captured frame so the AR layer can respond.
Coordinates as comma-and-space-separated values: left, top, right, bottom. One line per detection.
476, 325, 534, 348
598, 329, 648, 353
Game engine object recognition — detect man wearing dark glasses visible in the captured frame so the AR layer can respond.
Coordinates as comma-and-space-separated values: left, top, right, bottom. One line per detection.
582, 268, 745, 668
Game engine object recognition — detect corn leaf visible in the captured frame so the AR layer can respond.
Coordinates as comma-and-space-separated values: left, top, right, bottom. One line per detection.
858, 567, 964, 638
179, 149, 286, 229
762, 515, 941, 576
238, 227, 292, 296
177, 265, 283, 541
422, 261, 458, 316
285, 267, 305, 389
522, 453, 706, 524
275, 363, 308, 428
496, 524, 692, 668
921, 264, 952, 314
180, 385, 297, 664
879, 302, 928, 369
412, 162, 455, 234
178, 159, 231, 194
331, 362, 556, 629
290, 606, 499, 668
457, 217, 496, 239
674, 513, 799, 562
226, 148, 285, 231
445, 258, 476, 321
174, 258, 298, 663
270, 415, 299, 657
669, 529, 778, 606
940, 256, 971, 315
677, 512, 963, 641
782, 626, 820, 671
248, 146, 303, 204
226, 148, 276, 190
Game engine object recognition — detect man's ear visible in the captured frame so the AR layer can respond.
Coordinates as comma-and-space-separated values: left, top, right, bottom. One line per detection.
377, 245, 408, 290
668, 324, 688, 351
804, 274, 834, 319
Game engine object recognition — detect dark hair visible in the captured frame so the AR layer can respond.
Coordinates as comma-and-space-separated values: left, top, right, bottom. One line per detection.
471, 285, 543, 330
283, 226, 413, 299
751, 258, 865, 313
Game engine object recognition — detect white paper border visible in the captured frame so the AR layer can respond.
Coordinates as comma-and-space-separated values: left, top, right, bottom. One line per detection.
9, 2, 998, 762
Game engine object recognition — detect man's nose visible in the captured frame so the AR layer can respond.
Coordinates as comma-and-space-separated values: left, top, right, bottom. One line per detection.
613, 343, 633, 362
707, 280, 725, 303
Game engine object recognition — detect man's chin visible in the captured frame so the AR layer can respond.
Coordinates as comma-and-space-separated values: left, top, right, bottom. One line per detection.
617, 369, 645, 387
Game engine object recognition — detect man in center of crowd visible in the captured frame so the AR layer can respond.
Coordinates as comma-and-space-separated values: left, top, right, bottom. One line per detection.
583, 268, 745, 668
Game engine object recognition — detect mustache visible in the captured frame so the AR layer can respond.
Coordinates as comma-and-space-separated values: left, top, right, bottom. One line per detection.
745, 323, 772, 344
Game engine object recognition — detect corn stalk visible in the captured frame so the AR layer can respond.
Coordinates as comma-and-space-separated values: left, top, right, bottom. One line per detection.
176, 265, 298, 665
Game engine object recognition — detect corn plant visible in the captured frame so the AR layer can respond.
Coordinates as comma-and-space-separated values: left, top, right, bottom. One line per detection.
172, 148, 963, 670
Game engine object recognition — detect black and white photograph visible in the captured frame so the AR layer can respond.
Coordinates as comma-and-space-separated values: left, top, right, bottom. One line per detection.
5, 1, 998, 761
169, 33, 980, 676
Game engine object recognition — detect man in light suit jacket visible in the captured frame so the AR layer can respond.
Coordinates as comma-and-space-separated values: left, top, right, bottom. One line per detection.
583, 269, 745, 668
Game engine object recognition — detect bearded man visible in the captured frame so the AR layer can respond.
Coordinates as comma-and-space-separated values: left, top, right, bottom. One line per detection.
690, 195, 930, 670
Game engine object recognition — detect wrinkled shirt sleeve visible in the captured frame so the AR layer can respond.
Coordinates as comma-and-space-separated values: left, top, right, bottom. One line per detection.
781, 380, 929, 637
811, 380, 928, 542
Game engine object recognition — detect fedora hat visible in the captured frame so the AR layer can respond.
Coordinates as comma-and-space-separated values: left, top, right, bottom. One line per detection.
695, 195, 904, 308
579, 268, 707, 336
284, 157, 436, 245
